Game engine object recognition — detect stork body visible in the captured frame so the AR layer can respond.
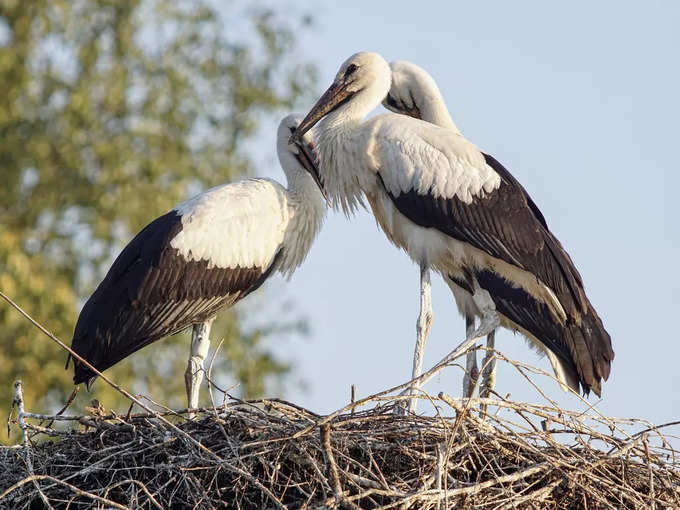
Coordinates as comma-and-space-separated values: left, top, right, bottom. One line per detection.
70, 115, 326, 413
293, 52, 613, 412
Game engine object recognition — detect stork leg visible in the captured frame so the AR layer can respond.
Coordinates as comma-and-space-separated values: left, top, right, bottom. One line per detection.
396, 264, 433, 414
185, 317, 215, 418
479, 330, 496, 416
415, 285, 500, 392
462, 315, 478, 398
413, 264, 433, 384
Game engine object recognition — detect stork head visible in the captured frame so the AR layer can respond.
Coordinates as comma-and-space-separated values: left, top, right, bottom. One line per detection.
382, 60, 430, 119
277, 114, 327, 201
382, 60, 459, 132
291, 52, 391, 142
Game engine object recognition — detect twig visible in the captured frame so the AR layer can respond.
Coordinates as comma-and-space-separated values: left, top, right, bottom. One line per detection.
0, 475, 130, 509
351, 384, 357, 415
206, 337, 225, 416
321, 423, 361, 510
12, 381, 29, 449
435, 442, 445, 510
10, 381, 53, 509
497, 478, 562, 509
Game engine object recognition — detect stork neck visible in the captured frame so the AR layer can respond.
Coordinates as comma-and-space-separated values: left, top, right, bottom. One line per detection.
422, 98, 461, 134
318, 114, 361, 139
279, 171, 325, 277
286, 168, 323, 204
416, 87, 461, 134
314, 116, 366, 216
320, 82, 385, 133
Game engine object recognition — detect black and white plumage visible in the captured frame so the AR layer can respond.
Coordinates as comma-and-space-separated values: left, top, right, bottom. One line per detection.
384, 60, 496, 399
383, 60, 600, 401
70, 114, 326, 410
293, 52, 613, 411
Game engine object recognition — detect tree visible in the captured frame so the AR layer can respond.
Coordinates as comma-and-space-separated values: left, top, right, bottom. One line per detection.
0, 0, 316, 425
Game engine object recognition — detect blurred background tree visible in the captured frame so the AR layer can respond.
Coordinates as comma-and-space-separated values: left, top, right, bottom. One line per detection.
0, 0, 316, 430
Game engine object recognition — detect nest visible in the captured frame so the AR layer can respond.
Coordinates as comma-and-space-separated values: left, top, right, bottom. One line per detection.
3, 290, 679, 508
2, 386, 680, 509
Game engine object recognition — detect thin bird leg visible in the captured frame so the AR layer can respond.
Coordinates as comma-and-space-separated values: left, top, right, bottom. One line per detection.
185, 317, 215, 418
414, 286, 499, 391
462, 315, 478, 398
479, 330, 496, 416
413, 265, 433, 380
397, 264, 433, 415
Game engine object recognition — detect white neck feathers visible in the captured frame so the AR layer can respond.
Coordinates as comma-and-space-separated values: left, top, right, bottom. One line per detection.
418, 89, 461, 134
278, 166, 326, 277
314, 73, 390, 215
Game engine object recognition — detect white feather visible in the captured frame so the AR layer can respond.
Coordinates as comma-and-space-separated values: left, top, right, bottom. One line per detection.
171, 113, 326, 276
172, 179, 289, 270
365, 115, 500, 201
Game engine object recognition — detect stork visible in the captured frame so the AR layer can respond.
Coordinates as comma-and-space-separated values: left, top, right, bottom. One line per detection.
292, 52, 613, 413
69, 114, 326, 414
383, 60, 494, 400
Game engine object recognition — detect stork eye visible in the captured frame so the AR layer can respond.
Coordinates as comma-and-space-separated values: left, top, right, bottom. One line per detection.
344, 64, 358, 77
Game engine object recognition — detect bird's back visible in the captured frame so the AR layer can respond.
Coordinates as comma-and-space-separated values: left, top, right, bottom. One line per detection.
71, 179, 288, 386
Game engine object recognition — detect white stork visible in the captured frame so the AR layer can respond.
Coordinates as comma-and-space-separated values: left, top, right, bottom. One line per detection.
292, 52, 613, 412
69, 114, 326, 413
383, 60, 494, 400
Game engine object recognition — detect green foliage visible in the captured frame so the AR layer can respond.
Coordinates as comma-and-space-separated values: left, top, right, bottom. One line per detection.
0, 0, 316, 429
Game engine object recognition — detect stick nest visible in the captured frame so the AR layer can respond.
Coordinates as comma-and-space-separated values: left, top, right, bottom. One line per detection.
2, 392, 679, 509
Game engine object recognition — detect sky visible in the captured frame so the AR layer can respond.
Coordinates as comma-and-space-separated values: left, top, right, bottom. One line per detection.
239, 1, 680, 430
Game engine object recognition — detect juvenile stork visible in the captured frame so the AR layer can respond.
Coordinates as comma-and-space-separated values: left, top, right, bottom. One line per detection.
384, 60, 494, 400
292, 52, 613, 412
70, 114, 326, 413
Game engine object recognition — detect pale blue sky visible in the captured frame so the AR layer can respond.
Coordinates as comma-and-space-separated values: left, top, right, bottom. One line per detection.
246, 0, 680, 426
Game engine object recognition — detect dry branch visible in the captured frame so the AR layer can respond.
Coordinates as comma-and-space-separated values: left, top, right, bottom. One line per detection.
2, 391, 679, 509
2, 289, 679, 508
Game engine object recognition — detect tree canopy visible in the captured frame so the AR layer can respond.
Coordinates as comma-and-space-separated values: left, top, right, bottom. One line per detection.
0, 0, 316, 426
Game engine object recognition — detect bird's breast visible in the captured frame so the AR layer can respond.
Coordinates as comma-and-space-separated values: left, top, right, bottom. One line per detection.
367, 189, 456, 267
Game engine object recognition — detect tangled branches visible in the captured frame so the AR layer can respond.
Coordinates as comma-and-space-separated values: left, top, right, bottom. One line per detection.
1, 292, 679, 508
2, 386, 679, 509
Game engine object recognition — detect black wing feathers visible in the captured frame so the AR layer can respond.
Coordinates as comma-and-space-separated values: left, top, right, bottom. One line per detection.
460, 269, 613, 396
473, 269, 575, 369
482, 153, 549, 230
380, 151, 614, 394
71, 210, 280, 384
483, 153, 586, 296
380, 154, 587, 317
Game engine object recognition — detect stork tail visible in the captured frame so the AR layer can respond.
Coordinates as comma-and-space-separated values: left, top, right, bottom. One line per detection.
564, 305, 614, 397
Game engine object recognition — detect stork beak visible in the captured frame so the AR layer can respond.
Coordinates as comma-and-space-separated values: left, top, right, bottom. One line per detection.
382, 93, 421, 120
294, 138, 329, 203
291, 80, 354, 143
